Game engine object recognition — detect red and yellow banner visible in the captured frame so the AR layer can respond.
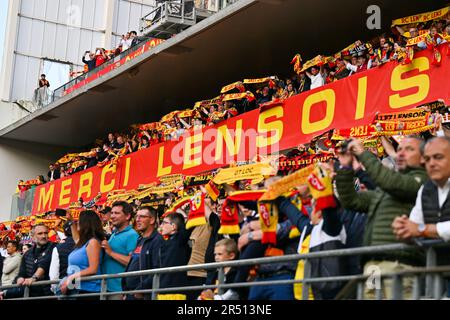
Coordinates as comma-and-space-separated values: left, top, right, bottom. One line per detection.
32, 46, 450, 214
222, 92, 255, 102
221, 81, 245, 94
391, 6, 449, 26
406, 32, 430, 46
243, 77, 275, 85
300, 55, 325, 72
64, 38, 164, 96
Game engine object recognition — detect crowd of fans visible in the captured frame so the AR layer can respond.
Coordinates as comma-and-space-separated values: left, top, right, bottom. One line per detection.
2, 7, 450, 301
20, 9, 450, 189
2, 127, 450, 300
82, 31, 143, 73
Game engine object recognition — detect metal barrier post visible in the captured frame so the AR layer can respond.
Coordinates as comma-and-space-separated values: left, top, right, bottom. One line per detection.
391, 275, 403, 300
152, 274, 160, 300
164, 2, 168, 21
24, 286, 30, 298
426, 247, 437, 298
433, 273, 444, 299
356, 281, 364, 300
412, 275, 421, 300
100, 279, 107, 300
375, 284, 383, 300
301, 259, 311, 300
181, 0, 185, 23
217, 267, 225, 295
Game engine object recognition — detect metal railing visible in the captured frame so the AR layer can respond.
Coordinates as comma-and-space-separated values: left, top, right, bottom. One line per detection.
140, 1, 196, 38
48, 42, 150, 106
1, 240, 449, 300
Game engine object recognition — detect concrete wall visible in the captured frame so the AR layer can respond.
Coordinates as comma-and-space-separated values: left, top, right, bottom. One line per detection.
0, 0, 157, 103
111, 0, 156, 51
0, 101, 31, 131
0, 138, 66, 221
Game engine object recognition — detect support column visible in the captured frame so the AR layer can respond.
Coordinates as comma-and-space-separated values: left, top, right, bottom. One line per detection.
0, 0, 20, 102
103, 0, 115, 49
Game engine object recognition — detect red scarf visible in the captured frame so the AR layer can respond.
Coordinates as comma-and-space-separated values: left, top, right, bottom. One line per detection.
205, 180, 220, 202
218, 190, 266, 235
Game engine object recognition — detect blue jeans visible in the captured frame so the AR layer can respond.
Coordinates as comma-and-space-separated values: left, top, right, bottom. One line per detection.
248, 273, 294, 300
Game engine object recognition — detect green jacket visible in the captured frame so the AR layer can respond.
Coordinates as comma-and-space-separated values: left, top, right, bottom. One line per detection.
335, 151, 428, 264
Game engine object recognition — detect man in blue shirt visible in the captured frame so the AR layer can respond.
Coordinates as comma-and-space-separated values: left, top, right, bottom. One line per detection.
101, 201, 139, 300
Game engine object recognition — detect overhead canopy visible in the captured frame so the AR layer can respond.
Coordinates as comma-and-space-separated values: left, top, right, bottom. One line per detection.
1, 0, 446, 148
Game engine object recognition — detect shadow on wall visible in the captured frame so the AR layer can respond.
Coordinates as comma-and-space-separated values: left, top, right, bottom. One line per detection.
0, 138, 68, 221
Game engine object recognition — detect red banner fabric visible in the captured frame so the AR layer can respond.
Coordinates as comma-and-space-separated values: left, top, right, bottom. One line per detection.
32, 45, 450, 214
64, 39, 164, 96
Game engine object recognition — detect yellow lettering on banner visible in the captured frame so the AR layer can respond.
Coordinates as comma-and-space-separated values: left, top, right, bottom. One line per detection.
386, 123, 396, 131
59, 179, 73, 206
157, 146, 172, 177
256, 106, 284, 148
215, 120, 243, 161
122, 157, 131, 187
183, 132, 203, 169
302, 89, 336, 134
355, 76, 368, 120
78, 172, 93, 199
389, 57, 430, 109
38, 185, 54, 212
100, 165, 116, 193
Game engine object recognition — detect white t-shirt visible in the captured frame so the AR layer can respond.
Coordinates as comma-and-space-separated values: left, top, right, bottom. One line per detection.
409, 179, 450, 241
118, 38, 132, 52
308, 73, 325, 90
0, 247, 8, 257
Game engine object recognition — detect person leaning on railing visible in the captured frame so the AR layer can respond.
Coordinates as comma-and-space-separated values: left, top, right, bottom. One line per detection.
59, 211, 105, 300
335, 136, 428, 299
1, 224, 56, 299
392, 137, 450, 298
34, 74, 50, 107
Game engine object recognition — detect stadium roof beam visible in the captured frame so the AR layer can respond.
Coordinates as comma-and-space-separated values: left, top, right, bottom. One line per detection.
0, 0, 447, 148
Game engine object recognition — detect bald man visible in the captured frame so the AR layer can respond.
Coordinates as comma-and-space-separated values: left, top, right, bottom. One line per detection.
392, 136, 450, 298
393, 137, 450, 241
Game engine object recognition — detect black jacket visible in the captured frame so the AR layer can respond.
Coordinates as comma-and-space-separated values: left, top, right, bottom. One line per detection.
82, 56, 96, 72
157, 229, 192, 290
204, 213, 221, 264
55, 237, 75, 279
131, 37, 141, 48
17, 242, 56, 296
18, 242, 55, 280
422, 180, 450, 266
47, 170, 60, 181
123, 230, 164, 294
